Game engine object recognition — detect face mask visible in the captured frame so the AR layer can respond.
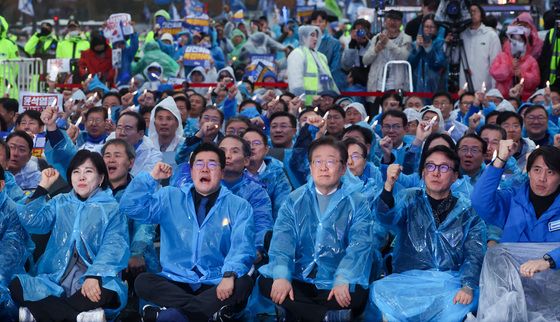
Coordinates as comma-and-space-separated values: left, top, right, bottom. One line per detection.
510, 39, 526, 58
240, 107, 260, 118
148, 72, 161, 81
68, 30, 80, 38
93, 46, 106, 54
156, 16, 167, 26
200, 42, 211, 49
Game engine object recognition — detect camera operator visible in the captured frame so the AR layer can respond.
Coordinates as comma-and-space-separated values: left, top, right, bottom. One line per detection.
405, 0, 440, 39
341, 19, 373, 84
457, 3, 501, 91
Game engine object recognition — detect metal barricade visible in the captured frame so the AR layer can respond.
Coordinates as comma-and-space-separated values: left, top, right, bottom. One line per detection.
381, 60, 414, 92
0, 58, 44, 97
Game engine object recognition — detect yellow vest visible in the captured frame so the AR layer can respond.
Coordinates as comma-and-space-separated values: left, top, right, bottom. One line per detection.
548, 29, 560, 85
300, 47, 332, 106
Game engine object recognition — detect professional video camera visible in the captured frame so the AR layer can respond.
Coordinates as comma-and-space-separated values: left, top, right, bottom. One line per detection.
435, 0, 473, 93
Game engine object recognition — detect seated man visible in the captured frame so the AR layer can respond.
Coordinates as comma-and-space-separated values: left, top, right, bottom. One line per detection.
6, 131, 42, 192
119, 143, 255, 322
373, 146, 486, 321
0, 165, 30, 317
472, 143, 560, 321
74, 106, 110, 152
148, 97, 185, 157
258, 137, 374, 322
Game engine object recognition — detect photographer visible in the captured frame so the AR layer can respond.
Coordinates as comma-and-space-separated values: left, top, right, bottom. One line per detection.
341, 19, 372, 84
459, 3, 501, 91
405, 0, 440, 39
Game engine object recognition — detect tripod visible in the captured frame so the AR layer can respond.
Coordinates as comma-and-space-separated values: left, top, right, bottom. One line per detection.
445, 29, 474, 93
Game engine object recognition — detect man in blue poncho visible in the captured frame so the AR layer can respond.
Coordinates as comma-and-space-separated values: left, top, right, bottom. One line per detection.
119, 143, 255, 322
373, 145, 486, 321
258, 136, 374, 322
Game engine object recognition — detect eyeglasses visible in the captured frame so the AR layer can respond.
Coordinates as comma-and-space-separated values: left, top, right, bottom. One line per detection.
525, 115, 547, 122
202, 115, 221, 123
501, 123, 521, 130
458, 146, 482, 155
116, 125, 136, 134
424, 162, 455, 173
312, 159, 342, 169
349, 153, 364, 162
193, 160, 220, 170
382, 124, 403, 131
87, 119, 105, 125
249, 140, 264, 147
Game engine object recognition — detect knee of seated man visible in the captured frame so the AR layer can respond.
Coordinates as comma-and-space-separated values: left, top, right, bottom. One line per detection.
133, 272, 155, 297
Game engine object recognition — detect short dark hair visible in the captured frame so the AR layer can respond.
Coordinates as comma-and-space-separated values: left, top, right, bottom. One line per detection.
102, 92, 121, 105
6, 130, 33, 152
421, 133, 456, 164
423, 0, 440, 11
527, 145, 560, 174
243, 126, 269, 147
457, 133, 488, 155
239, 99, 262, 114
459, 92, 475, 102
101, 138, 136, 161
85, 106, 108, 120
117, 111, 146, 132
0, 139, 10, 162
496, 111, 523, 126
174, 95, 191, 110
190, 142, 226, 169
269, 111, 297, 128
16, 110, 44, 127
343, 137, 368, 158
419, 145, 461, 177
432, 92, 453, 103
200, 105, 225, 124
310, 10, 329, 22
219, 135, 252, 158
479, 124, 507, 140
67, 149, 110, 190
485, 110, 501, 122
0, 98, 19, 114
327, 105, 346, 119
139, 106, 152, 116
308, 136, 349, 165
343, 125, 374, 145
190, 92, 207, 107
381, 109, 408, 127
524, 104, 548, 119
225, 116, 251, 131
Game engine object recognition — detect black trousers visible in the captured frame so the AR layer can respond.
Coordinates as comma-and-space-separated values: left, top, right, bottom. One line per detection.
258, 276, 368, 322
134, 272, 254, 322
9, 278, 119, 322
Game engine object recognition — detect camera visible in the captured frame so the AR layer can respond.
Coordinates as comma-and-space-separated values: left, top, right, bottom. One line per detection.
435, 0, 471, 33
357, 29, 366, 38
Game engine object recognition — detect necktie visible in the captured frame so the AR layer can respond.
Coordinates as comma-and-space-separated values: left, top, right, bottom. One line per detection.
196, 197, 208, 227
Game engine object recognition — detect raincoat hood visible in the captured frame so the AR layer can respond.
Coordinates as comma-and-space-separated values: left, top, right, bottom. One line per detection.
298, 25, 322, 50
420, 105, 445, 133
143, 61, 163, 81
217, 66, 236, 82
230, 28, 246, 43
153, 9, 171, 23
148, 96, 184, 145
513, 12, 543, 58
187, 66, 207, 82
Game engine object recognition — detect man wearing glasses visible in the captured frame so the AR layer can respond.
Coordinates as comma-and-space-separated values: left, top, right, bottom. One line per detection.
120, 143, 256, 322
456, 134, 487, 185
372, 145, 486, 321
377, 110, 412, 165
523, 105, 554, 146
432, 92, 468, 142
258, 136, 374, 322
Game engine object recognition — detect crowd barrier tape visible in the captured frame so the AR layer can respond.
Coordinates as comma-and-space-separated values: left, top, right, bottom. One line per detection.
0, 58, 44, 98
54, 82, 458, 99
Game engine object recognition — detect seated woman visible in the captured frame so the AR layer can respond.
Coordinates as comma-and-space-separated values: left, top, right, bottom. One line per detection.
373, 146, 486, 322
472, 143, 560, 321
10, 150, 129, 321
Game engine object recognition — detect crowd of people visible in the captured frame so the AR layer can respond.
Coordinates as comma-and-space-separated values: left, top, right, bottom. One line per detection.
0, 0, 559, 321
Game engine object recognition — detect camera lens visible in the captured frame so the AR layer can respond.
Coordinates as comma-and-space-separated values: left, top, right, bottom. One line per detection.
357, 29, 366, 37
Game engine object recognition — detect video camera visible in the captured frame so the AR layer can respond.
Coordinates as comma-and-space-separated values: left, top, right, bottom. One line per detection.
435, 0, 472, 35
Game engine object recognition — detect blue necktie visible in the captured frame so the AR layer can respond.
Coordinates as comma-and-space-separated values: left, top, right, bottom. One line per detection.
196, 197, 208, 226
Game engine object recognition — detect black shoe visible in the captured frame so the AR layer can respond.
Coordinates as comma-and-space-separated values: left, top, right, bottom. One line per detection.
142, 305, 162, 322
322, 309, 352, 322
210, 305, 243, 322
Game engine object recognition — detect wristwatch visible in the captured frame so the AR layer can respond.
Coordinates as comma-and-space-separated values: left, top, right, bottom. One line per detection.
543, 254, 556, 269
223, 271, 237, 279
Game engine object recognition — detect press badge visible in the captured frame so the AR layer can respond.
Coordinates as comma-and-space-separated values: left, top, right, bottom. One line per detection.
549, 220, 560, 232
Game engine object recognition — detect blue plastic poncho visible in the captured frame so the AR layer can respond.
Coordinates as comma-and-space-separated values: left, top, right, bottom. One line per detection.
376, 188, 486, 289
259, 177, 375, 290
171, 163, 273, 248
16, 189, 129, 314
252, 157, 292, 221
114, 186, 159, 273
119, 172, 255, 285
373, 188, 486, 321
4, 171, 26, 203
